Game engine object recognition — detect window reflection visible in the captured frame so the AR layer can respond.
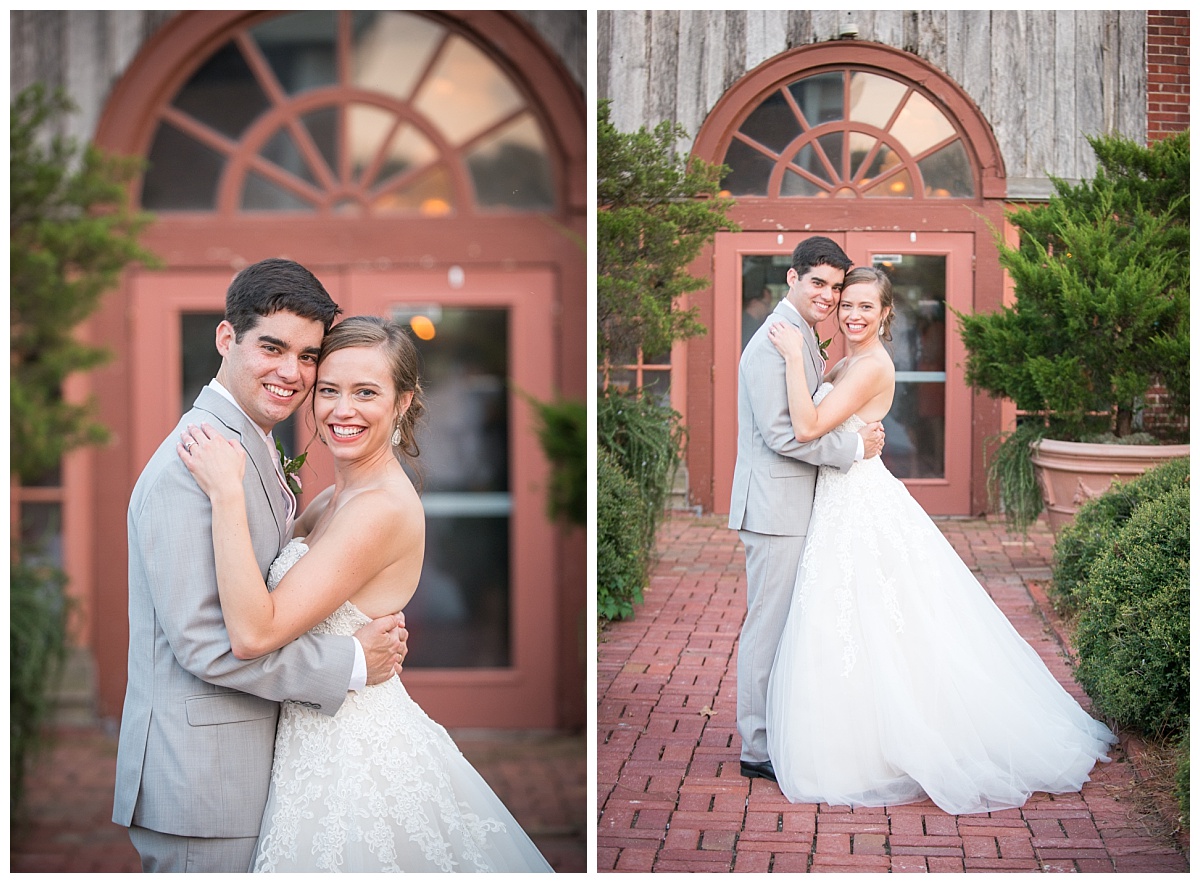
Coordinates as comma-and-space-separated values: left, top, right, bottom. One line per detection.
740, 89, 801, 154
876, 254, 947, 479
721, 67, 976, 201
140, 11, 556, 213
413, 35, 524, 146
848, 72, 908, 129
891, 92, 955, 156
466, 113, 554, 209
250, 12, 337, 95
393, 306, 512, 668
351, 11, 442, 102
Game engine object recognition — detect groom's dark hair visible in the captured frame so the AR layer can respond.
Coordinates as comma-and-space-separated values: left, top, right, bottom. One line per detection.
791, 236, 852, 278
224, 258, 342, 340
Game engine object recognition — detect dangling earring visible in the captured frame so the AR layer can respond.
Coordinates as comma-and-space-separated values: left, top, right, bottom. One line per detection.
391, 421, 402, 447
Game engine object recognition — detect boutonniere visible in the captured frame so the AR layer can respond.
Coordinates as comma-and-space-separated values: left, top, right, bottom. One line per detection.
275, 439, 307, 495
817, 336, 832, 362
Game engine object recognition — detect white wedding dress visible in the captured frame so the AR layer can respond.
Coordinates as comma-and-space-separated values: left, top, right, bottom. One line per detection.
764, 385, 1116, 815
251, 539, 554, 872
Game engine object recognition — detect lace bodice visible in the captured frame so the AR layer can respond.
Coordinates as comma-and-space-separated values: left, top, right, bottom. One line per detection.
813, 381, 866, 433
267, 539, 370, 637
253, 538, 550, 872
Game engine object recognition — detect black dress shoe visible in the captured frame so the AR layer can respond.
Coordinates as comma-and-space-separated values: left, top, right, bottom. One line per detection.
740, 759, 777, 782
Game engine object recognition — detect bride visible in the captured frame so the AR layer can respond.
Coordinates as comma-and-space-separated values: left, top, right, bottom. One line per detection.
763, 266, 1116, 815
179, 315, 553, 872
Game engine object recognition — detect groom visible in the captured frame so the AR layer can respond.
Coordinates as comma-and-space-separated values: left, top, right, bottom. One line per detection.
729, 236, 885, 782
113, 259, 408, 872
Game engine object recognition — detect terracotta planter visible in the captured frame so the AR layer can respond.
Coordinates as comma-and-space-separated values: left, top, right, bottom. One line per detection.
1030, 438, 1190, 534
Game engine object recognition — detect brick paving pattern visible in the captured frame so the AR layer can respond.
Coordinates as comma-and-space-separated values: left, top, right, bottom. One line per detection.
11, 725, 585, 872
598, 514, 1188, 873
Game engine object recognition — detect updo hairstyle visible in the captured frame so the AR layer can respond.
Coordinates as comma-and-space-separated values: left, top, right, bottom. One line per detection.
318, 315, 426, 462
840, 266, 896, 342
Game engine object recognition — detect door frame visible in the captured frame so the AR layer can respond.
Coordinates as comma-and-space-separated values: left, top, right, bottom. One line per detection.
129, 266, 558, 727
713, 230, 974, 516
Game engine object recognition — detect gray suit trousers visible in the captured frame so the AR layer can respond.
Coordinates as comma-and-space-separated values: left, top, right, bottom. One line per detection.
737, 529, 807, 764
128, 826, 258, 873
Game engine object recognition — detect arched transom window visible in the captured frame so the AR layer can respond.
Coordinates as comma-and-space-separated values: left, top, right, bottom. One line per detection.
721, 68, 976, 200
141, 11, 556, 215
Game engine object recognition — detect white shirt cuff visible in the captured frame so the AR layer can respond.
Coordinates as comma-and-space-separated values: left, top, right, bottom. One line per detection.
348, 637, 367, 692
854, 435, 865, 462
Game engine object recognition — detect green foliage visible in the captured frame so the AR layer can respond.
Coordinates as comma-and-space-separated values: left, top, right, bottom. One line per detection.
597, 447, 649, 621
11, 83, 158, 482
529, 396, 587, 526
597, 99, 739, 362
11, 559, 71, 815
597, 388, 686, 554
1073, 484, 1189, 737
1051, 457, 1189, 613
595, 388, 686, 622
958, 131, 1189, 442
983, 421, 1050, 532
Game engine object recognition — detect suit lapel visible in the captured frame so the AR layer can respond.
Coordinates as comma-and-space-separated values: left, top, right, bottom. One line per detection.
770, 304, 823, 396
193, 386, 287, 542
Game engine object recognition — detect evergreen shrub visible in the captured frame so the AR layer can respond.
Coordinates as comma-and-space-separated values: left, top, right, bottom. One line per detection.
597, 447, 649, 621
1073, 484, 1189, 736
1050, 457, 1189, 613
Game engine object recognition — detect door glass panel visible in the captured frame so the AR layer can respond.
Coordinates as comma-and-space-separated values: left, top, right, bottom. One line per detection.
740, 255, 792, 351
390, 306, 511, 668
873, 254, 946, 479
180, 313, 297, 454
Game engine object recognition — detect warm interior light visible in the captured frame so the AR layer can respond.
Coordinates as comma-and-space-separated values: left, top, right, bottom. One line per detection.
410, 315, 436, 340
889, 180, 907, 194
420, 197, 452, 216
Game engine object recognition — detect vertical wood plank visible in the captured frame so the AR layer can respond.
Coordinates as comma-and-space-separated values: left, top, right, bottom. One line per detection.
1054, 10, 1079, 179
959, 12, 992, 120
786, 10, 816, 49
990, 13, 1028, 177
1074, 9, 1106, 178
673, 12, 707, 150
597, 9, 613, 100
745, 10, 790, 73
873, 9, 906, 49
1116, 9, 1147, 143
607, 10, 650, 131
648, 10, 681, 127
1025, 11, 1056, 178
916, 10, 948, 75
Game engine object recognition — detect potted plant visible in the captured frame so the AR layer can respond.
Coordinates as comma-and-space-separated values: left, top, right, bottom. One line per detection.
958, 131, 1189, 533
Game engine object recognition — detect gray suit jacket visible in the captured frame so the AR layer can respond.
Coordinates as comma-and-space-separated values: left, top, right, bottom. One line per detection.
728, 302, 858, 536
113, 386, 356, 838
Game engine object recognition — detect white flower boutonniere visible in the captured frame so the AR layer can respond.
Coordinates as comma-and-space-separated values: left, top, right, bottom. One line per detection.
817, 336, 832, 363
275, 438, 306, 495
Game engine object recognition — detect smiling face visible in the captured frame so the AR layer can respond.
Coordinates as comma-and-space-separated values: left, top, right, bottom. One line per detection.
215, 310, 325, 433
837, 280, 889, 343
313, 345, 413, 462
785, 263, 846, 327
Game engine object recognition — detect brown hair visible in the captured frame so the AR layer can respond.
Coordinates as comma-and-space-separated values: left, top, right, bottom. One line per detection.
318, 315, 425, 462
840, 266, 895, 341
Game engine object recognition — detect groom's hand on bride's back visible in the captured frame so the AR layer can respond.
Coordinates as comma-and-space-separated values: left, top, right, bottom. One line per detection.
356, 612, 409, 685
859, 421, 886, 459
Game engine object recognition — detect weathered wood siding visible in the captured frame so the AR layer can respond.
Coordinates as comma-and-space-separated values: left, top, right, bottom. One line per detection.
599, 10, 1148, 195
10, 11, 584, 147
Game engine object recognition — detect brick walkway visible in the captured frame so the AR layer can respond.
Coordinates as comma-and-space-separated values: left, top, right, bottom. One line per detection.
11, 724, 585, 872
598, 513, 1188, 873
